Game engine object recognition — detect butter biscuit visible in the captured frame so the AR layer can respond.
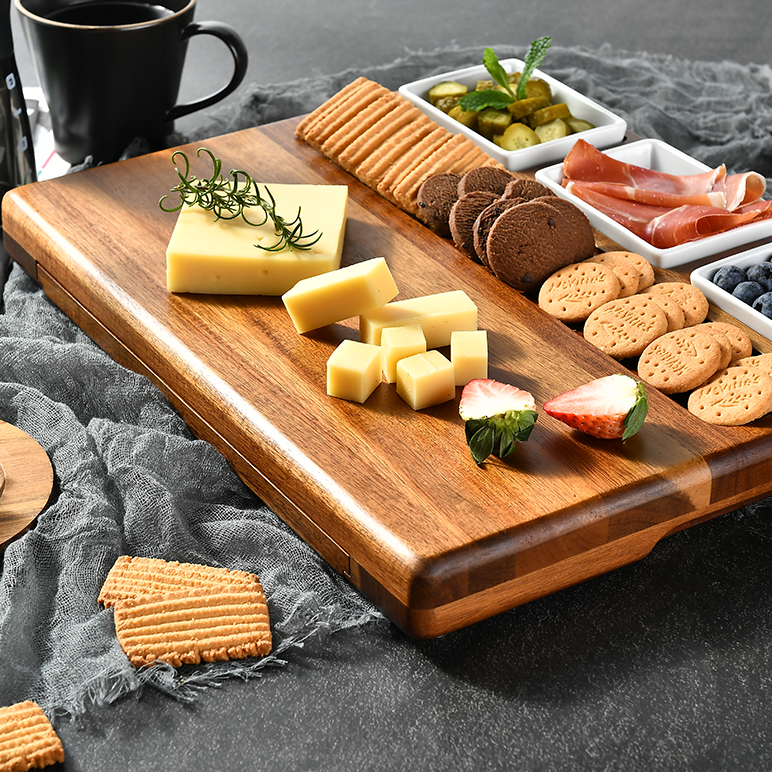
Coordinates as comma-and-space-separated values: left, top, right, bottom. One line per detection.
688, 365, 772, 425
538, 261, 621, 322
0, 700, 64, 772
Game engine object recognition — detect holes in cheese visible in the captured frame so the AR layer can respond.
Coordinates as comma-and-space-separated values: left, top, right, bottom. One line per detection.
380, 324, 427, 384
450, 330, 488, 386
165, 184, 348, 296
396, 350, 456, 411
327, 339, 382, 403
282, 257, 399, 334
359, 290, 478, 348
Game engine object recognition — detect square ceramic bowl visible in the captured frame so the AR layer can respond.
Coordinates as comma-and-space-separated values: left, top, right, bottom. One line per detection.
690, 243, 772, 342
398, 58, 627, 172
535, 138, 772, 269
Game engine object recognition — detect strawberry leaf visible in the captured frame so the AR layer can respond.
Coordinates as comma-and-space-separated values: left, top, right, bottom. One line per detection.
464, 409, 537, 464
621, 382, 649, 441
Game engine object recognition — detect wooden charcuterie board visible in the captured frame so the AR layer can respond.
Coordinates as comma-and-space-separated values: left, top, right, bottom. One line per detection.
4, 116, 772, 638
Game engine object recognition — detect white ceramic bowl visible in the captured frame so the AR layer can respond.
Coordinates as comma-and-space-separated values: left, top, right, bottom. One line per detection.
535, 138, 772, 269
398, 58, 627, 172
690, 243, 772, 343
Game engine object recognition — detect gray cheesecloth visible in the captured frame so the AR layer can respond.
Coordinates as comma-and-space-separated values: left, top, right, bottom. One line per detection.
2, 44, 772, 718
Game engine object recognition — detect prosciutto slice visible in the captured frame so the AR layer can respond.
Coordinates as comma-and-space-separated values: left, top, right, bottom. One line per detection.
562, 139, 770, 248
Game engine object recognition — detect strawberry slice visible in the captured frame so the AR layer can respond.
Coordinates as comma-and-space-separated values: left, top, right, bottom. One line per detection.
459, 378, 537, 464
543, 374, 648, 440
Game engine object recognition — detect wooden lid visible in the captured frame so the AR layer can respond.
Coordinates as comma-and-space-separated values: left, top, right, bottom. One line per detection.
0, 421, 54, 551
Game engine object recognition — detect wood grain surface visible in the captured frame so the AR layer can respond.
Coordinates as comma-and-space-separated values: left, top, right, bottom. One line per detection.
4, 117, 772, 638
0, 421, 54, 550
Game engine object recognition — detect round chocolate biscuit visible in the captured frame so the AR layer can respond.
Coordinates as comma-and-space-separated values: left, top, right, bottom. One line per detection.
449, 190, 500, 257
637, 327, 723, 394
416, 172, 462, 237
688, 365, 772, 425
457, 166, 516, 198
501, 178, 553, 201
486, 200, 583, 292
472, 197, 524, 266
583, 294, 669, 359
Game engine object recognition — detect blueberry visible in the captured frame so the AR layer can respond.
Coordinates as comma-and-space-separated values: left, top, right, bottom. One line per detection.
752, 291, 772, 319
732, 280, 765, 305
747, 262, 772, 292
712, 264, 747, 293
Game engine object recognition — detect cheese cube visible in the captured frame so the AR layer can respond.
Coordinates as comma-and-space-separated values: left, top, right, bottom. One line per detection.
327, 339, 382, 403
380, 325, 427, 383
283, 257, 398, 333
360, 290, 477, 348
396, 350, 456, 410
166, 184, 348, 295
451, 329, 488, 385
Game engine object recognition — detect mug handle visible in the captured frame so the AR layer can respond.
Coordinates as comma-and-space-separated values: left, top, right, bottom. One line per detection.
166, 21, 248, 121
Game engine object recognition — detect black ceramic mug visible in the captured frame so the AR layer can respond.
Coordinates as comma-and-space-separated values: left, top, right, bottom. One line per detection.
15, 0, 248, 164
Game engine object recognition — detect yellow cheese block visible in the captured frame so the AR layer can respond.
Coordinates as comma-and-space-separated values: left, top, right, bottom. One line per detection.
327, 339, 382, 403
166, 184, 348, 295
380, 324, 427, 383
396, 350, 456, 411
359, 290, 478, 348
282, 257, 399, 333
451, 329, 488, 385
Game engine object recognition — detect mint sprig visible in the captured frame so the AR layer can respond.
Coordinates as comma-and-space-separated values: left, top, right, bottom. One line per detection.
458, 37, 553, 113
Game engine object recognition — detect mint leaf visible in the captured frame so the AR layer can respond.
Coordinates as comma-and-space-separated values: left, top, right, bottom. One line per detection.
516, 36, 552, 101
621, 383, 649, 441
458, 88, 514, 112
482, 47, 515, 98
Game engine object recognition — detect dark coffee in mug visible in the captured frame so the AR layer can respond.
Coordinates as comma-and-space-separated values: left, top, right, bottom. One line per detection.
46, 1, 175, 25
16, 0, 248, 165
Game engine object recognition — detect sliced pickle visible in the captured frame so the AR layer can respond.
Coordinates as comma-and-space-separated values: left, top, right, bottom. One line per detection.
427, 81, 467, 106
534, 118, 570, 143
477, 107, 512, 139
523, 78, 552, 101
507, 95, 550, 120
527, 102, 571, 128
565, 116, 597, 133
499, 123, 541, 151
449, 104, 478, 129
435, 96, 461, 114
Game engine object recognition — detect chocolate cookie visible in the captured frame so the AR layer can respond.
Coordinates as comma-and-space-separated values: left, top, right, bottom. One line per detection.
472, 197, 524, 266
457, 166, 516, 198
416, 172, 462, 237
449, 190, 500, 257
501, 178, 552, 201
486, 200, 585, 292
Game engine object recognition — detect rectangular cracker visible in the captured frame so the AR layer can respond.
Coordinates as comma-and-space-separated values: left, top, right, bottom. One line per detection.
334, 98, 421, 173
98, 555, 262, 608
114, 585, 272, 668
320, 92, 402, 164
0, 701, 64, 772
303, 79, 391, 151
294, 75, 370, 140
376, 128, 453, 204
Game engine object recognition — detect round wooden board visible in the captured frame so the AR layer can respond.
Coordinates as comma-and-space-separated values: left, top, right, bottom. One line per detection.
0, 421, 54, 551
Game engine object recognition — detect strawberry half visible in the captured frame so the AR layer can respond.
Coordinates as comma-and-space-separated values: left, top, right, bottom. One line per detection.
459, 378, 537, 465
543, 374, 648, 441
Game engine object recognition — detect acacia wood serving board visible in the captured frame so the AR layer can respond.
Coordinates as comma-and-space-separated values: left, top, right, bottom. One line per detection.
4, 117, 772, 638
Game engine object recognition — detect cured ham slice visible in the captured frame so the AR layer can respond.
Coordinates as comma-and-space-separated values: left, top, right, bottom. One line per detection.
562, 139, 770, 248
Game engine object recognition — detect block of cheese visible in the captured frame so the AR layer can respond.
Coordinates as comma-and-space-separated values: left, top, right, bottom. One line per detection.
396, 350, 456, 410
166, 184, 348, 295
380, 324, 427, 383
327, 339, 382, 403
283, 257, 399, 333
360, 290, 478, 348
451, 329, 488, 385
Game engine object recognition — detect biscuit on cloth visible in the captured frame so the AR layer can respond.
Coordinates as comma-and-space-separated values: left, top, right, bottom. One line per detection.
0, 701, 64, 772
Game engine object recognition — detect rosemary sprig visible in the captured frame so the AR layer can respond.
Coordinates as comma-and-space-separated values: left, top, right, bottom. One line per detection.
159, 147, 322, 252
